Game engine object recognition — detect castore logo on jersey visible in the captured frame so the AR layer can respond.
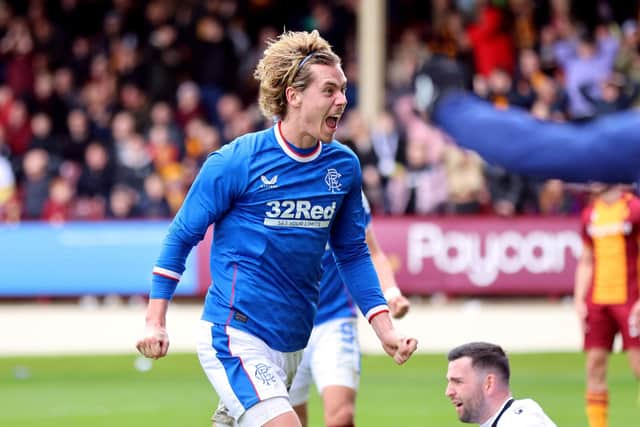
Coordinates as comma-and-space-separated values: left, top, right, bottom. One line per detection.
260, 174, 279, 189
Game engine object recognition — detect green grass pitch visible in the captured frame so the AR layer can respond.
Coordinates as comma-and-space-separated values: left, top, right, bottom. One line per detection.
0, 352, 636, 426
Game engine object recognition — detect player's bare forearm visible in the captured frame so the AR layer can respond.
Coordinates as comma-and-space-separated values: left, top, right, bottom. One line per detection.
574, 247, 593, 302
366, 228, 397, 292
136, 298, 170, 359
366, 228, 410, 318
369, 311, 417, 364
573, 247, 592, 331
144, 298, 170, 327
387, 293, 410, 319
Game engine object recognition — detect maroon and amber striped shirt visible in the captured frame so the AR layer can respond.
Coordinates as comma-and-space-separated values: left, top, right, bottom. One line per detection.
581, 192, 640, 305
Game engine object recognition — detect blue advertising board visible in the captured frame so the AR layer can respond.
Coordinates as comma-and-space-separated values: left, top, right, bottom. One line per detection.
0, 221, 199, 297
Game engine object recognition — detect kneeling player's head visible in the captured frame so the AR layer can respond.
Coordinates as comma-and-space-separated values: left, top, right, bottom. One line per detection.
445, 342, 511, 423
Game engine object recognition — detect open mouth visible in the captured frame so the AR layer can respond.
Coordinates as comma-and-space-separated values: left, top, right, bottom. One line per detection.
325, 115, 340, 130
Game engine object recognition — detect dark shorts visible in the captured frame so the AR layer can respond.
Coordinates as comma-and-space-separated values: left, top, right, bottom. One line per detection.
584, 301, 640, 351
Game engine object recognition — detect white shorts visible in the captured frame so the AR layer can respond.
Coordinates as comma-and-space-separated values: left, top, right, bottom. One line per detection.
196, 320, 303, 423
288, 317, 360, 406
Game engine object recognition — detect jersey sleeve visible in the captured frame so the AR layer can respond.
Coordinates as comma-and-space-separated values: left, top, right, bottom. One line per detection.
627, 193, 640, 224
330, 158, 387, 321
150, 145, 248, 299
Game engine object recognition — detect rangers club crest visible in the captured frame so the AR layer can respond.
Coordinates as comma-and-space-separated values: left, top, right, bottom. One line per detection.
254, 363, 276, 385
324, 168, 342, 192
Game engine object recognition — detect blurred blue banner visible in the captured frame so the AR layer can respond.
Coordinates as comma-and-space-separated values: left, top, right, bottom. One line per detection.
0, 221, 198, 297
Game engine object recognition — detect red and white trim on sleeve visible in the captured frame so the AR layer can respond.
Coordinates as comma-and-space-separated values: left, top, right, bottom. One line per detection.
152, 266, 182, 281
365, 305, 389, 323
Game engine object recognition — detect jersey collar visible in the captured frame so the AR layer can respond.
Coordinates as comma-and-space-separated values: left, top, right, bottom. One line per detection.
273, 121, 323, 163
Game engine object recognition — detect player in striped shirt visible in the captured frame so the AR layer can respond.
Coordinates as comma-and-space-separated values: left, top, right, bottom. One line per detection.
137, 30, 417, 427
575, 184, 640, 427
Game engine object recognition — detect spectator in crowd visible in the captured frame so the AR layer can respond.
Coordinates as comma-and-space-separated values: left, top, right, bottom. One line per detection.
579, 73, 639, 116
614, 20, 640, 106
339, 109, 384, 211
41, 175, 75, 223
474, 68, 523, 109
528, 75, 569, 122
29, 112, 61, 159
107, 183, 138, 219
161, 162, 187, 215
553, 26, 619, 119
192, 14, 239, 123
60, 108, 91, 165
27, 73, 57, 120
147, 123, 180, 176
20, 148, 50, 219
50, 67, 77, 127
143, 20, 182, 103
68, 36, 92, 86
4, 98, 31, 159
214, 92, 244, 143
183, 118, 221, 165
387, 121, 448, 215
137, 172, 170, 218
466, 1, 515, 77
118, 81, 150, 132
443, 145, 488, 215
115, 133, 153, 194
370, 110, 403, 211
536, 179, 579, 215
484, 164, 525, 217
0, 147, 16, 220
236, 26, 278, 102
1, 17, 35, 98
148, 101, 183, 157
174, 80, 206, 130
76, 141, 114, 202
111, 110, 136, 148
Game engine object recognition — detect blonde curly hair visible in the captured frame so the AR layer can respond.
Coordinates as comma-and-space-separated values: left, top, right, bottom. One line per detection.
254, 30, 341, 120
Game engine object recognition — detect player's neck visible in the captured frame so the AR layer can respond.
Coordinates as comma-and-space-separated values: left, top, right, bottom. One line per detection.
480, 393, 512, 425
279, 118, 318, 149
600, 189, 623, 204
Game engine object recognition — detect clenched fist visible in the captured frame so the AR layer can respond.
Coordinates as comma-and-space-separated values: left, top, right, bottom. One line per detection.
136, 325, 170, 359
384, 335, 418, 365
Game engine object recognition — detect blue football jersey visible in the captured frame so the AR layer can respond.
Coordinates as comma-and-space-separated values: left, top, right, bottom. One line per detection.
314, 194, 372, 326
150, 124, 387, 352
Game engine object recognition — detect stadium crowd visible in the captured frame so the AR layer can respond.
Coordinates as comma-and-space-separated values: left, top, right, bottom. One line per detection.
0, 0, 639, 223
